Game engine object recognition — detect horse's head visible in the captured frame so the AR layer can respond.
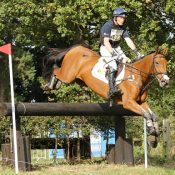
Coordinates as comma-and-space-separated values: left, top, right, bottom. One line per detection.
152, 48, 170, 87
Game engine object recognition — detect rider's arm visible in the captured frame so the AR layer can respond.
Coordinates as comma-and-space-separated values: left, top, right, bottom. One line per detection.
124, 37, 137, 50
124, 37, 143, 59
104, 37, 113, 54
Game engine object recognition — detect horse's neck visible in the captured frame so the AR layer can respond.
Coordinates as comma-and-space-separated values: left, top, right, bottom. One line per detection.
131, 54, 154, 86
133, 54, 154, 75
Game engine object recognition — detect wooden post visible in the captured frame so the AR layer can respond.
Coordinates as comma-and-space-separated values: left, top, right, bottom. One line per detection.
21, 135, 32, 171
1, 144, 12, 165
11, 131, 32, 171
124, 138, 134, 165
15, 114, 21, 131
106, 144, 115, 163
114, 117, 125, 164
114, 117, 134, 165
9, 111, 31, 171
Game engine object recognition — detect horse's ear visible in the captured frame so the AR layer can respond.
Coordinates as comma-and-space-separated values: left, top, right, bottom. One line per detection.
155, 47, 160, 54
161, 48, 168, 56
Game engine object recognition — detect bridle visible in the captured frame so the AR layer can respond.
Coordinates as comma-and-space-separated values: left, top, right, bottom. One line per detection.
151, 54, 168, 82
116, 52, 169, 94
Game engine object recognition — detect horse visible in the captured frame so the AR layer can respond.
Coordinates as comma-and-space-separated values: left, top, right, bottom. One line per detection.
43, 45, 170, 147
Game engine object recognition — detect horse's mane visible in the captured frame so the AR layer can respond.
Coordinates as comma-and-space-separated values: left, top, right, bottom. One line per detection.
147, 51, 155, 55
135, 49, 167, 62
133, 51, 155, 64
42, 43, 90, 80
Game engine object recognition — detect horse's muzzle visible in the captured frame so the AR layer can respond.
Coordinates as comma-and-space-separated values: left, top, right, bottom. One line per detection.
159, 74, 170, 87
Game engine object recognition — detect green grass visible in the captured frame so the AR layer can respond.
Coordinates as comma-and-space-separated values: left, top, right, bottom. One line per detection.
0, 164, 175, 175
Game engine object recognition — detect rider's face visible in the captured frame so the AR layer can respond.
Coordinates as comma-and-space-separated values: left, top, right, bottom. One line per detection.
115, 16, 126, 26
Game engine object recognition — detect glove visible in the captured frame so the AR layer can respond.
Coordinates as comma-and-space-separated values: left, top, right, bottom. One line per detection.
133, 48, 144, 60
111, 50, 118, 57
122, 57, 131, 64
136, 52, 144, 60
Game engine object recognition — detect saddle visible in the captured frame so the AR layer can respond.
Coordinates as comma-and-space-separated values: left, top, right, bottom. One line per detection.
92, 57, 125, 85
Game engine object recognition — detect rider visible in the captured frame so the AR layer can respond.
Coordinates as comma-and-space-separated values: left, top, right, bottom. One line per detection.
100, 7, 143, 98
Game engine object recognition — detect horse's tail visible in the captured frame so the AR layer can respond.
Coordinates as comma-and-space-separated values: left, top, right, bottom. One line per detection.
42, 43, 90, 80
42, 47, 71, 80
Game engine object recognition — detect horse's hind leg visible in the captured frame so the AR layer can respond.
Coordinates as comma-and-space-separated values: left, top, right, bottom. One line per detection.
43, 65, 62, 90
44, 52, 82, 90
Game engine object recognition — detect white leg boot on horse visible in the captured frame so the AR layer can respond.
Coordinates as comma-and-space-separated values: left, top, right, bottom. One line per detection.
144, 111, 159, 148
144, 112, 158, 136
43, 75, 62, 90
148, 110, 159, 136
43, 64, 62, 91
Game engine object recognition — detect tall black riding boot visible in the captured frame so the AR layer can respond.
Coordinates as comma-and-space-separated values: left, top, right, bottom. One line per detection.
107, 68, 122, 98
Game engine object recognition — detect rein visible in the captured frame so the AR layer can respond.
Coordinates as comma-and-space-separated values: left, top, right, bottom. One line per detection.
115, 53, 167, 95
127, 63, 156, 95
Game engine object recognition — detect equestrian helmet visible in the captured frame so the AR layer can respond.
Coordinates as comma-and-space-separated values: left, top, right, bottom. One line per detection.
113, 8, 127, 17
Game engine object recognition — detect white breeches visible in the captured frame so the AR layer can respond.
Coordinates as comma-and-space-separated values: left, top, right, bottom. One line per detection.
100, 45, 127, 70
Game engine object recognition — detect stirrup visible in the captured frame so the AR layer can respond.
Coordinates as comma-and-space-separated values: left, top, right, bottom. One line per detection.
108, 89, 122, 107
108, 89, 122, 99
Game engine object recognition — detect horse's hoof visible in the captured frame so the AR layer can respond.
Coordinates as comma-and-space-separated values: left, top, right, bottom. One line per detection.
147, 135, 158, 148
149, 128, 159, 137
148, 128, 156, 136
55, 80, 62, 89
42, 84, 53, 91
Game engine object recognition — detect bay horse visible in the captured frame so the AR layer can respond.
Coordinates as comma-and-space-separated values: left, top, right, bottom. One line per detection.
43, 45, 170, 147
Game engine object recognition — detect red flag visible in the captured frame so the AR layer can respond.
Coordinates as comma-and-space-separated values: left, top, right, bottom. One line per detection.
0, 43, 12, 55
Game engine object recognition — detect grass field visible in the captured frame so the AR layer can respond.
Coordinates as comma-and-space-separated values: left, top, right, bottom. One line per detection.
1, 164, 175, 175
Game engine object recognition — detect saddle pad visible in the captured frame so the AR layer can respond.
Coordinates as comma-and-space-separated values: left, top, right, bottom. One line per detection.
91, 57, 125, 85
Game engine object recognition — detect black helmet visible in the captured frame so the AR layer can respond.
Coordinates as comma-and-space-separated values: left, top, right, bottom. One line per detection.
113, 8, 127, 17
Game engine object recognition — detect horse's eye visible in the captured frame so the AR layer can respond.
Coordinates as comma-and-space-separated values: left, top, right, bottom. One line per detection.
155, 61, 159, 65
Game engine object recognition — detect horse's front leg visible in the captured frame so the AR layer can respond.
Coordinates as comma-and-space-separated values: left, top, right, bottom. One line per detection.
140, 102, 159, 148
122, 98, 159, 148
140, 102, 159, 136
122, 98, 158, 136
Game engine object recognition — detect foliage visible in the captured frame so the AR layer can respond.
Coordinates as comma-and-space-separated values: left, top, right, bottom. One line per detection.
148, 80, 175, 119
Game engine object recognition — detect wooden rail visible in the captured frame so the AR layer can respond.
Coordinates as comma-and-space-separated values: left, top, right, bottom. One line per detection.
0, 103, 138, 116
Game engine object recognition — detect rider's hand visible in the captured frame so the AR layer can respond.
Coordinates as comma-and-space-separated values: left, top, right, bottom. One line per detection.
122, 57, 131, 64
111, 50, 118, 57
136, 52, 144, 60
126, 57, 131, 63
133, 48, 144, 60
